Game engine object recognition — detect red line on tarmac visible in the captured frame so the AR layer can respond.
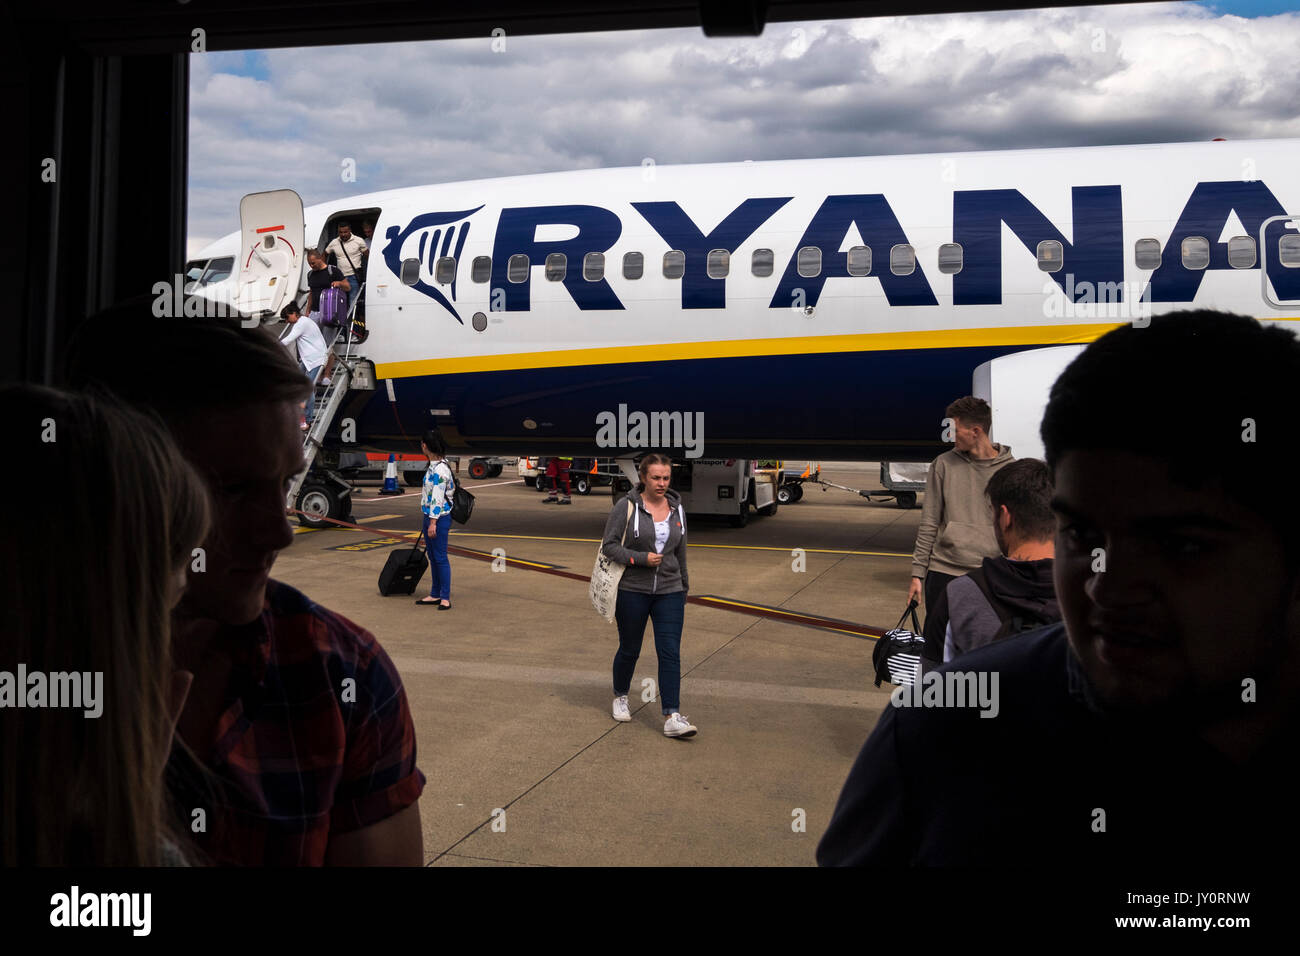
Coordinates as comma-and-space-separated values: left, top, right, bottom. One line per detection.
290, 509, 886, 640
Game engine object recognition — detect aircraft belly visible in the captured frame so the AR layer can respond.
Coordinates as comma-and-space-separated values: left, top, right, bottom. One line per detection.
351, 345, 1027, 460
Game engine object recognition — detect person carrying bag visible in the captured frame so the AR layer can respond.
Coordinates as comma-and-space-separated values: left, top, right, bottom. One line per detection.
596, 454, 697, 739
416, 430, 456, 609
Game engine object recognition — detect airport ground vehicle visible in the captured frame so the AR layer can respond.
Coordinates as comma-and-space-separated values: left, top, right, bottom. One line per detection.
611, 458, 779, 527
465, 456, 515, 479
779, 461, 927, 508
336, 452, 431, 486
517, 456, 542, 486
534, 456, 619, 495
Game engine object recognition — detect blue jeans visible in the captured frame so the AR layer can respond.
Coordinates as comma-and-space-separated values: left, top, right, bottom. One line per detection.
343, 274, 360, 316
303, 364, 322, 422
613, 589, 686, 715
422, 513, 452, 600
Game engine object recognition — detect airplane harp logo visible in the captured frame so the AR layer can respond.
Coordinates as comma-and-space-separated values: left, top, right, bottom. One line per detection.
382, 205, 484, 324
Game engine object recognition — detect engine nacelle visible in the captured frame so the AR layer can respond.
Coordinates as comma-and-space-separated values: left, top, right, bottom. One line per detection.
973, 346, 1086, 462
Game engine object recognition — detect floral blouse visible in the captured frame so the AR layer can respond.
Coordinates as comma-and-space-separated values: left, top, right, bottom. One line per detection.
421, 460, 455, 518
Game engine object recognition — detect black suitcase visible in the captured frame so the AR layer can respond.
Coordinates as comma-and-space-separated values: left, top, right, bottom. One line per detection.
378, 537, 427, 595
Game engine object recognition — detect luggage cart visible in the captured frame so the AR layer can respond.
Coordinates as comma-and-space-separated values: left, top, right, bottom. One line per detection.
777, 461, 927, 509
870, 461, 928, 509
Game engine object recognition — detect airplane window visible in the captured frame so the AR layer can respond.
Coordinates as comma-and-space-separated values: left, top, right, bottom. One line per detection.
1281, 234, 1300, 267
751, 249, 774, 277
584, 252, 605, 281
1134, 238, 1162, 270
472, 312, 488, 332
471, 256, 492, 282
707, 249, 730, 279
1036, 241, 1063, 273
435, 256, 457, 285
846, 246, 871, 276
623, 252, 644, 280
184, 260, 208, 284
201, 257, 234, 284
890, 244, 916, 276
545, 253, 567, 281
938, 243, 963, 275
400, 258, 420, 285
663, 250, 685, 279
508, 254, 530, 283
1181, 236, 1210, 271
1227, 236, 1256, 269
797, 246, 821, 278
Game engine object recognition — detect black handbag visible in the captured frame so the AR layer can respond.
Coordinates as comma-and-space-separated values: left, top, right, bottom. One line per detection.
872, 600, 926, 687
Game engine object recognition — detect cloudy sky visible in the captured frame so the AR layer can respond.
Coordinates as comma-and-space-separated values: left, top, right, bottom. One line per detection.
186, 0, 1300, 255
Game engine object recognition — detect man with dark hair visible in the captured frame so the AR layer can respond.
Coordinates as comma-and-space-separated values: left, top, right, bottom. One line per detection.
64, 302, 425, 866
819, 311, 1300, 867
922, 458, 1059, 666
279, 300, 333, 425
325, 221, 367, 319
908, 395, 1014, 614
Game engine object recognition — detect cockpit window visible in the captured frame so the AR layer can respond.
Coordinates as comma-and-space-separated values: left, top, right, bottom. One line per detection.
201, 257, 234, 285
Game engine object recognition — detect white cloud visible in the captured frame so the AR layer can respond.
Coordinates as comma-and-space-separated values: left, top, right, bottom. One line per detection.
187, 2, 1300, 244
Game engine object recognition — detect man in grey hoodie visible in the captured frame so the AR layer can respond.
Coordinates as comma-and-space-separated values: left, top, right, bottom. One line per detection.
600, 454, 696, 738
908, 396, 1015, 615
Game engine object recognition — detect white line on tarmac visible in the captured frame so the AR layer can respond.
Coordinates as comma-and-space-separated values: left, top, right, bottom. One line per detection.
388, 657, 877, 709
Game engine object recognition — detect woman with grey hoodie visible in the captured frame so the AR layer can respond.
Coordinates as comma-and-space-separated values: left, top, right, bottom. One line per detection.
600, 454, 696, 738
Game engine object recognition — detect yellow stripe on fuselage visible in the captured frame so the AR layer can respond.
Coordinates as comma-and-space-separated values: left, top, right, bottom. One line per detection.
374, 322, 1124, 379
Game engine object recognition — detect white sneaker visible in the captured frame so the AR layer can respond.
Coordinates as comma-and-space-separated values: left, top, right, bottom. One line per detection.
320, 376, 332, 386
612, 696, 632, 721
663, 712, 697, 738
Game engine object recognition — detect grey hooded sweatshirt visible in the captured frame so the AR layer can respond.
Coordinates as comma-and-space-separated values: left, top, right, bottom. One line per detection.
910, 444, 1015, 579
600, 488, 689, 595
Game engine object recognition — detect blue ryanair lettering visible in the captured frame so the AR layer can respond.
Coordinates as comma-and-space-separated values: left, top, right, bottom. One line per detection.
769, 195, 938, 309
1149, 181, 1299, 302
632, 198, 792, 309
952, 186, 1123, 305
491, 205, 625, 311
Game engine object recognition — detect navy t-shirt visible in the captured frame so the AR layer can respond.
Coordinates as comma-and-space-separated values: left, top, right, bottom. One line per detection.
307, 264, 346, 312
817, 623, 1295, 868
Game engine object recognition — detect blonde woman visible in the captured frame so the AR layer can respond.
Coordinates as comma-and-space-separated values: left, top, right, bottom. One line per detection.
600, 454, 696, 738
0, 384, 210, 865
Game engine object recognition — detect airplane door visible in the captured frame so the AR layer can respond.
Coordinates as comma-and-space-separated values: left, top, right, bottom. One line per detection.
1261, 214, 1300, 310
237, 189, 305, 319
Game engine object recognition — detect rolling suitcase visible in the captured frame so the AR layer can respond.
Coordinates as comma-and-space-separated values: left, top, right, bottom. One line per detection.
378, 535, 427, 595
317, 286, 348, 327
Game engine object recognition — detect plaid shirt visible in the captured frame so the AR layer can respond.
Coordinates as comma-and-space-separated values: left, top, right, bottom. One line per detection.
168, 579, 424, 865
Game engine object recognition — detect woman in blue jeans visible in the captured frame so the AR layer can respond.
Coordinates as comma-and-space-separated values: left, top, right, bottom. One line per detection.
599, 454, 696, 738
416, 430, 455, 608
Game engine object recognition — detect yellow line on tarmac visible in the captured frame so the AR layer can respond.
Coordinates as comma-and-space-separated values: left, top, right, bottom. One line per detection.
371, 529, 910, 559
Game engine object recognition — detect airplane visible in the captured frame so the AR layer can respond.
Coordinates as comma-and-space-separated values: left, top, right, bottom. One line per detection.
184, 138, 1300, 525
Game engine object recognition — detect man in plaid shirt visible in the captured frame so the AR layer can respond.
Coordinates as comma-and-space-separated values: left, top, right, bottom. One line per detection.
67, 306, 425, 866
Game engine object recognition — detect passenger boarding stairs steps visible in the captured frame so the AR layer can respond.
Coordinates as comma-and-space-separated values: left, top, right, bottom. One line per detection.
282, 286, 365, 510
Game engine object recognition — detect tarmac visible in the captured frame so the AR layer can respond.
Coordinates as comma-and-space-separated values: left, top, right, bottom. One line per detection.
271, 461, 924, 866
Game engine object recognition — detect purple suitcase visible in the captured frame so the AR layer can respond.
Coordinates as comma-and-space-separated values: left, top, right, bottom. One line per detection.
317, 286, 348, 327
